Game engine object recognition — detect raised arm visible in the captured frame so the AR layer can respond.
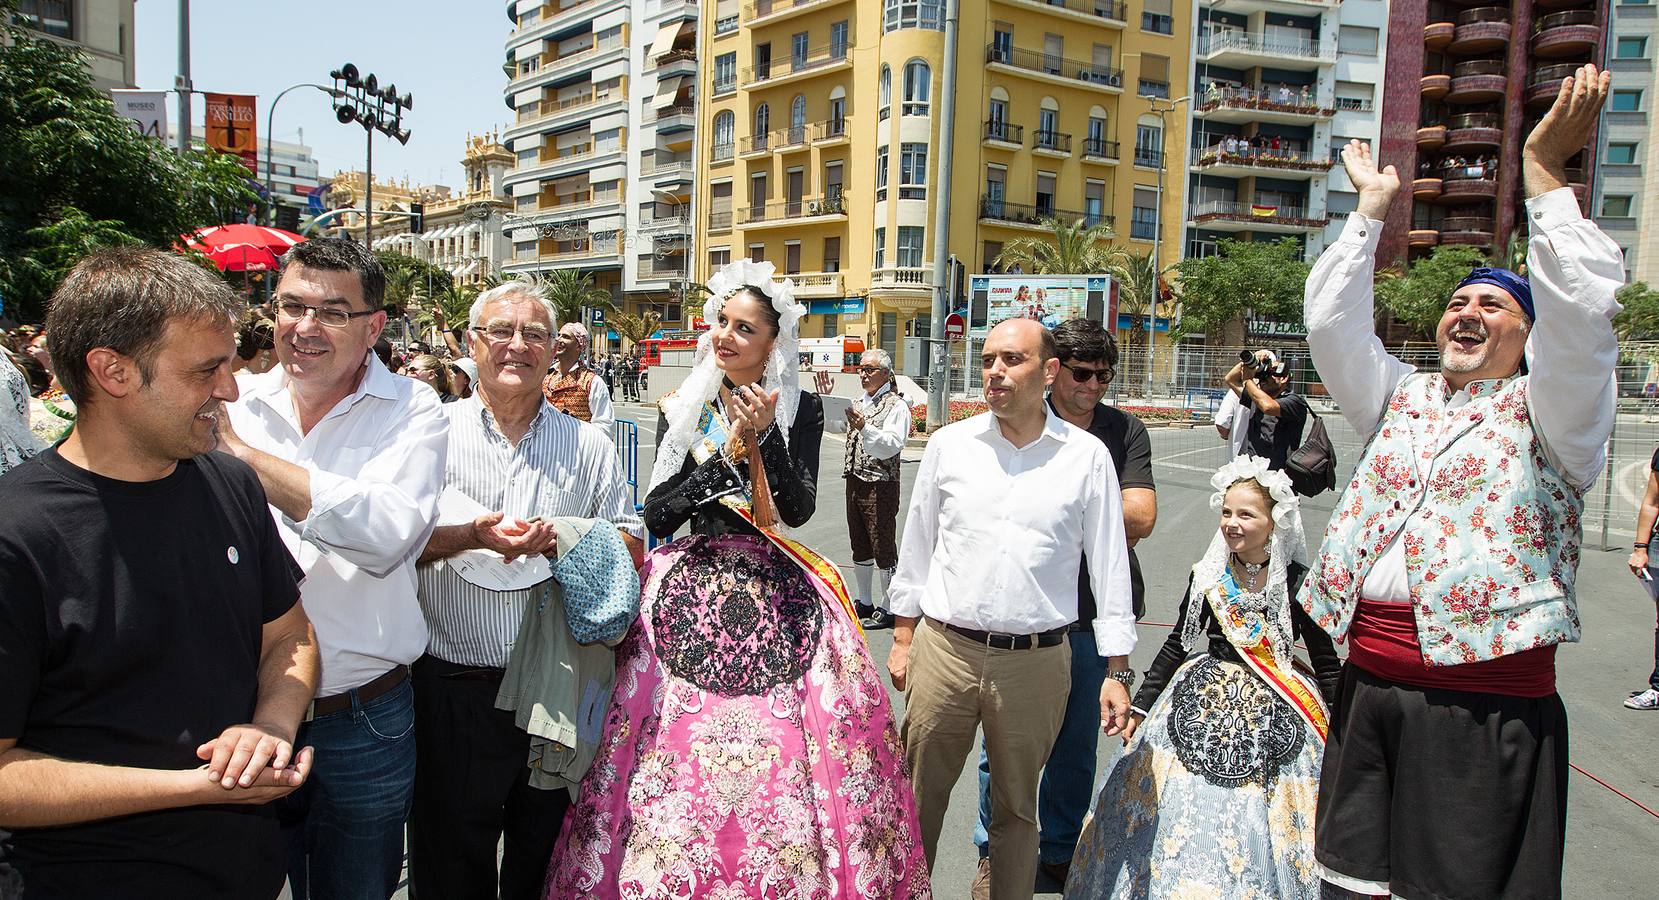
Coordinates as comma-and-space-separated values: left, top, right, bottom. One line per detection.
1521, 65, 1624, 489
1304, 141, 1415, 437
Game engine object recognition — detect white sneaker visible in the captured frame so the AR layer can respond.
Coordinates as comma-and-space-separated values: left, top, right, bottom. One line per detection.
1624, 688, 1659, 710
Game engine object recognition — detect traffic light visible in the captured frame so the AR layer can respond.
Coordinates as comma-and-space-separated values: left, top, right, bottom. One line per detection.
409, 202, 425, 234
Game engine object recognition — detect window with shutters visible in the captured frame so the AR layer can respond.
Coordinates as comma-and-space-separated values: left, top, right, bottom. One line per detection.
1131, 187, 1159, 240
900, 143, 928, 199
1035, 172, 1056, 217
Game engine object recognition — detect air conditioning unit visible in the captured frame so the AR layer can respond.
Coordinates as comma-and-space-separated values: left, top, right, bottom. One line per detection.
807, 200, 823, 215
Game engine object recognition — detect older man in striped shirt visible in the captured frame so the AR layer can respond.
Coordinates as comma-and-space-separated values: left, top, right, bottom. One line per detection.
409, 280, 643, 900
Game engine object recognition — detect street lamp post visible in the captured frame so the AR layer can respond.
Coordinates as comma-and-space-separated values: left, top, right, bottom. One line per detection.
327, 63, 413, 248
1144, 94, 1189, 400
265, 83, 344, 227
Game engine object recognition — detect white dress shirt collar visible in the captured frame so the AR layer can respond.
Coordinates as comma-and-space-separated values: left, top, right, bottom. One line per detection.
972, 406, 1072, 452
240, 350, 401, 430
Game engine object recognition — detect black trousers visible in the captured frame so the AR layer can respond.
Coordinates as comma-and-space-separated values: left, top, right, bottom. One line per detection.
1315, 663, 1568, 900
408, 655, 571, 900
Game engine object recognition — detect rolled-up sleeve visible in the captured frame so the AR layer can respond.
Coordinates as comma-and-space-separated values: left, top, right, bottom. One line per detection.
1524, 187, 1625, 489
886, 440, 940, 619
1304, 212, 1415, 437
859, 400, 911, 461
301, 394, 449, 578
1085, 446, 1135, 657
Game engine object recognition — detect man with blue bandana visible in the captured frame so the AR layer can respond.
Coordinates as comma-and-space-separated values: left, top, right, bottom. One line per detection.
1299, 66, 1624, 899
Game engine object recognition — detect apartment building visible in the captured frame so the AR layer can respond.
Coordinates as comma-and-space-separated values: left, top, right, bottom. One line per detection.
1183, 0, 1386, 264
693, 0, 1193, 370
1600, 0, 1655, 282
1383, 1, 1608, 267
501, 0, 700, 349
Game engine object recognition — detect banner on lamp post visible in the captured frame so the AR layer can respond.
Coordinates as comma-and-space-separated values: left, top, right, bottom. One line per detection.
111, 90, 166, 139
203, 92, 259, 172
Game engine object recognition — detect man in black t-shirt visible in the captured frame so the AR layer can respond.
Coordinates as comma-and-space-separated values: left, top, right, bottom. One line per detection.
0, 248, 319, 899
1224, 349, 1309, 471
969, 318, 1159, 891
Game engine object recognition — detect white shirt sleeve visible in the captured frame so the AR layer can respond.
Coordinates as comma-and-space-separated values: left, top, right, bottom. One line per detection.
1214, 390, 1239, 427
301, 391, 450, 579
582, 427, 644, 539
1523, 187, 1626, 489
1303, 212, 1417, 437
587, 372, 615, 435
859, 399, 911, 461
886, 439, 941, 619
1084, 446, 1136, 657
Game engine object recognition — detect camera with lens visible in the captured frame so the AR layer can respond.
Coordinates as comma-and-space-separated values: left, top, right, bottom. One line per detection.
1240, 349, 1287, 379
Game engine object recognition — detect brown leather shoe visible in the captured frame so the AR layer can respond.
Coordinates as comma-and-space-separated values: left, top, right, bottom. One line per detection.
1040, 858, 1072, 888
971, 857, 991, 900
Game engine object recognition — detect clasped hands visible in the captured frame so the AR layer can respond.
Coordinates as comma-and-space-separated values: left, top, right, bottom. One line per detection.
194, 721, 314, 803
471, 511, 558, 562
722, 383, 781, 462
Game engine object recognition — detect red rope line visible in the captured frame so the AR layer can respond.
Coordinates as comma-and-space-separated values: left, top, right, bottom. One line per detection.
1570, 762, 1659, 821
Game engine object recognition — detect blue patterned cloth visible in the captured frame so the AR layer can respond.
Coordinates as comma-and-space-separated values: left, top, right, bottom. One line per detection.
552, 518, 641, 646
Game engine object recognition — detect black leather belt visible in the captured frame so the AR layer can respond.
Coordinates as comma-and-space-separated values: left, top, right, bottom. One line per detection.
307, 664, 409, 720
942, 621, 1068, 650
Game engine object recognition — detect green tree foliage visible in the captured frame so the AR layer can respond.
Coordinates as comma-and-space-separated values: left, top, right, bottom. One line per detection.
611, 310, 663, 352
542, 269, 616, 327
1373, 244, 1488, 340
1613, 281, 1659, 341
1171, 238, 1309, 343
0, 3, 257, 321
991, 217, 1115, 275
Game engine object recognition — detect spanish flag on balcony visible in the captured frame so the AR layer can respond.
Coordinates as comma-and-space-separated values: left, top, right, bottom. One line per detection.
1251, 204, 1279, 217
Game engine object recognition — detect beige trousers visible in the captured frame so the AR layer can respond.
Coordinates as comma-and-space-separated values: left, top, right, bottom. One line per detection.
900, 618, 1071, 900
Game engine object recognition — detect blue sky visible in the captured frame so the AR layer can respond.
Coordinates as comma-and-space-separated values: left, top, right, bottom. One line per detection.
135, 1, 509, 188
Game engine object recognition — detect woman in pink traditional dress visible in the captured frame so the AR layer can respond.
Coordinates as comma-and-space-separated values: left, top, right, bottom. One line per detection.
545, 261, 930, 899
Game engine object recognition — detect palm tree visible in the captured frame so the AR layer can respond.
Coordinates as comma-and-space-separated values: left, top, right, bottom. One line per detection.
991, 216, 1115, 275
611, 310, 664, 354
1104, 247, 1164, 389
542, 269, 617, 327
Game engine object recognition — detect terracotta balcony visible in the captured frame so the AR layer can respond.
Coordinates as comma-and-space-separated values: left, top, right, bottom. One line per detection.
1450, 8, 1511, 54
1409, 229, 1441, 248
1413, 177, 1444, 200
1417, 124, 1448, 149
1532, 11, 1598, 59
1446, 60, 1506, 104
1440, 216, 1495, 246
1526, 64, 1579, 108
1439, 172, 1499, 203
1421, 73, 1451, 99
1424, 21, 1455, 51
1443, 113, 1503, 151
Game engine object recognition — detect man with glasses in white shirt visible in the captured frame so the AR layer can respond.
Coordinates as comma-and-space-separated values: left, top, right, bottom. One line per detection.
219, 238, 449, 900
887, 317, 1137, 900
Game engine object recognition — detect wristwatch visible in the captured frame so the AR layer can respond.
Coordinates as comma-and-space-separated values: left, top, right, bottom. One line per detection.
1109, 669, 1136, 691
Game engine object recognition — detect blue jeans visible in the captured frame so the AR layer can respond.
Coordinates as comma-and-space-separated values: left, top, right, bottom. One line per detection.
974, 630, 1109, 865
277, 676, 417, 900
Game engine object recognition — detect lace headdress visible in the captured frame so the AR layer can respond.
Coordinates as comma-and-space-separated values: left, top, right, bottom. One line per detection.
1177, 456, 1311, 667
647, 259, 806, 493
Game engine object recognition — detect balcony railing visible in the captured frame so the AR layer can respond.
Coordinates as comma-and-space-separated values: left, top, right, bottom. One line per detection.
1452, 59, 1506, 77
1081, 137, 1120, 160
651, 47, 696, 69
984, 120, 1025, 144
814, 119, 847, 141
743, 0, 837, 22
645, 158, 695, 178
1530, 63, 1580, 86
739, 195, 847, 224
1199, 31, 1335, 62
636, 259, 688, 280
1456, 7, 1510, 25
1536, 9, 1596, 30
742, 43, 852, 85
1447, 112, 1502, 129
979, 195, 1110, 230
1197, 84, 1333, 117
1011, 0, 1127, 22
871, 267, 933, 291
1033, 130, 1072, 153
649, 103, 696, 123
1194, 145, 1333, 172
708, 209, 733, 230
1190, 200, 1328, 227
1134, 148, 1165, 167
985, 43, 1124, 88
710, 142, 734, 163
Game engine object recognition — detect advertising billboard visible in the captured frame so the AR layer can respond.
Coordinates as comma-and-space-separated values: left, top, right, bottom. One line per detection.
967, 274, 1116, 337
110, 90, 166, 139
203, 92, 259, 171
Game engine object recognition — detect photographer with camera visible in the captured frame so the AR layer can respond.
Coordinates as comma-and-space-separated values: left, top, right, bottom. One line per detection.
1223, 349, 1308, 472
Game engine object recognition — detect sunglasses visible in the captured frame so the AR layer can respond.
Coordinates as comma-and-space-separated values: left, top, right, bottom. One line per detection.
1061, 362, 1114, 384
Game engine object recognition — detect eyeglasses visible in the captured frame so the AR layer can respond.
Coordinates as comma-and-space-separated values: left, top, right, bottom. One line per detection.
471, 323, 552, 346
1061, 362, 1114, 384
857, 365, 885, 374
275, 300, 378, 328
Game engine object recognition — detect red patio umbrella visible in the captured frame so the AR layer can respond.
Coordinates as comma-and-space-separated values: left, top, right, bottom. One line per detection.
179, 224, 305, 272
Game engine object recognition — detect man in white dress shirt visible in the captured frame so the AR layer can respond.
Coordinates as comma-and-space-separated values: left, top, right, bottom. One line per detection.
219, 238, 449, 900
822, 348, 911, 629
886, 318, 1137, 900
1300, 68, 1622, 899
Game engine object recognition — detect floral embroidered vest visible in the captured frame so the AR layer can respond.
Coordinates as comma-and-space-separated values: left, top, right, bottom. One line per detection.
1297, 372, 1584, 666
842, 387, 905, 482
542, 367, 595, 422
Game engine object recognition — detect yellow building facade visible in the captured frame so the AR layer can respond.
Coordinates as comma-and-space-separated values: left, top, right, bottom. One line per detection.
694, 0, 1192, 370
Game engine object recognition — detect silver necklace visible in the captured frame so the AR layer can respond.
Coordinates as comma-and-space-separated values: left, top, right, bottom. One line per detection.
1233, 553, 1268, 584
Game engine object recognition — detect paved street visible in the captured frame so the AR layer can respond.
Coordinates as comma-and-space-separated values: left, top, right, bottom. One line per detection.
388, 402, 1659, 898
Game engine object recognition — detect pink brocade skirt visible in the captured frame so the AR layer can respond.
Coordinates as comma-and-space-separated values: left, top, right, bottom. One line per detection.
544, 534, 931, 899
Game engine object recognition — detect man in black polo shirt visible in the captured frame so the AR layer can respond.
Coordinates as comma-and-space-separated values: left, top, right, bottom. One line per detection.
1224, 349, 1309, 471
970, 317, 1158, 891
0, 248, 320, 899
